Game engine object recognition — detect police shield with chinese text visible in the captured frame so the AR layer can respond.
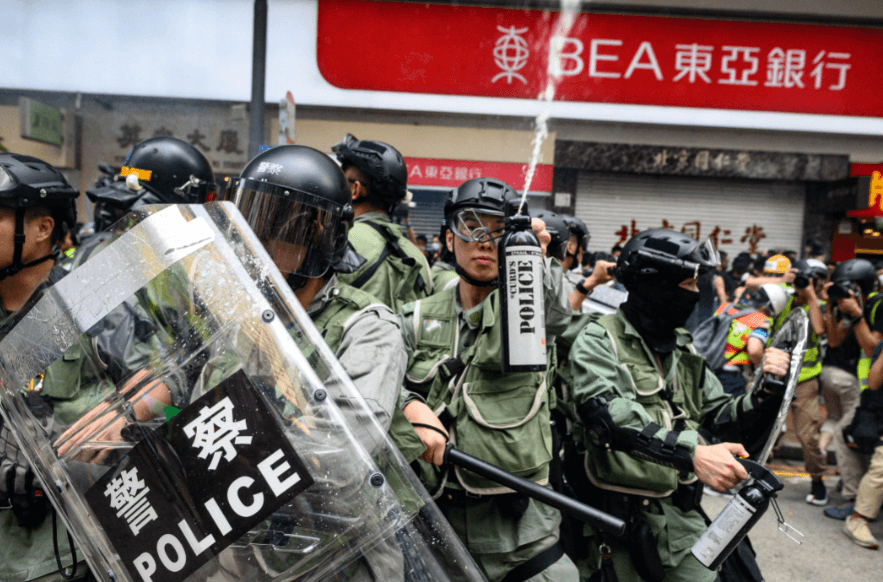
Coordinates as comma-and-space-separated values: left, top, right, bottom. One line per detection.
0, 199, 485, 582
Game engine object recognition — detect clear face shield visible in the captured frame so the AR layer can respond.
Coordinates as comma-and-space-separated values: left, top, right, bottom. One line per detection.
449, 208, 507, 246
224, 177, 349, 279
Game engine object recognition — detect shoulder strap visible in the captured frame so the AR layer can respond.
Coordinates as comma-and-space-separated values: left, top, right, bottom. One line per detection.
358, 221, 427, 294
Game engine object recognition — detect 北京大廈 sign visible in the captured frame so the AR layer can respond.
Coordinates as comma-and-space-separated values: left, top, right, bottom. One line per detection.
317, 0, 882, 117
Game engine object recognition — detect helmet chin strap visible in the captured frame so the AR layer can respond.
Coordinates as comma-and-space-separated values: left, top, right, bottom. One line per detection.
454, 262, 498, 288
0, 208, 57, 282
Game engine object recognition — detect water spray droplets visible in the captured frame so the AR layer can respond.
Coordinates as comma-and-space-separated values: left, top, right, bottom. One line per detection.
520, 0, 583, 214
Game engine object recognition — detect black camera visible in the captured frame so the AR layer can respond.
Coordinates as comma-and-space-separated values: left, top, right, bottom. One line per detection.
793, 272, 811, 290
828, 281, 861, 302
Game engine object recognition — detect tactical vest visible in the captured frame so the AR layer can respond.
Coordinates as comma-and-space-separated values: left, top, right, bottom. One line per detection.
310, 282, 427, 465
583, 313, 702, 497
339, 217, 432, 312
769, 296, 821, 383
858, 293, 882, 390
403, 287, 552, 494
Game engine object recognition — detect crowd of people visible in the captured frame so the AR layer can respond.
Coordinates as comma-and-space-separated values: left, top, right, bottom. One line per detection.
0, 134, 880, 582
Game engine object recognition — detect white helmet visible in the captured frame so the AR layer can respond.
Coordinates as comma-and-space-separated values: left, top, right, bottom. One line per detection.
752, 283, 790, 317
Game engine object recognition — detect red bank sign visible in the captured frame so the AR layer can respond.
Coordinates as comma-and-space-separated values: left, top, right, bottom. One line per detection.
317, 0, 882, 117
404, 157, 553, 191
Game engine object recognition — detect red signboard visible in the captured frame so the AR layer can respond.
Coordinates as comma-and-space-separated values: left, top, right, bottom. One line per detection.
851, 163, 883, 177
318, 0, 883, 117
404, 157, 553, 192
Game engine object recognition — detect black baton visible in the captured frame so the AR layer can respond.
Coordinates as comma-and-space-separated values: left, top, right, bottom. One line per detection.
443, 444, 626, 536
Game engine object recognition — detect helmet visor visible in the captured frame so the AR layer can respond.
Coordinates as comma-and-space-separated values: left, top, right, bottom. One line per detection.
450, 208, 506, 246
224, 177, 349, 279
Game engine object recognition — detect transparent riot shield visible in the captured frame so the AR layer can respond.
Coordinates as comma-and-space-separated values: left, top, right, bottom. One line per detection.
743, 308, 809, 466
0, 203, 485, 582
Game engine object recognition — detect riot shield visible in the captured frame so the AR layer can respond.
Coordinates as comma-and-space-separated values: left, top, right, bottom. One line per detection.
743, 308, 809, 466
0, 203, 485, 582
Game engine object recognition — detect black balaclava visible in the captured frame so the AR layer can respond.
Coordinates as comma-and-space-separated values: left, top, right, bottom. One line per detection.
622, 276, 700, 354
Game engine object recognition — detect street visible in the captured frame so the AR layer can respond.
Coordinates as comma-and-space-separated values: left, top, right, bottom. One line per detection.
702, 459, 882, 582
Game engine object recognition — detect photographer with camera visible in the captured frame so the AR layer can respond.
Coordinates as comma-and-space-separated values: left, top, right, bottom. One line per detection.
771, 258, 830, 505
823, 259, 883, 519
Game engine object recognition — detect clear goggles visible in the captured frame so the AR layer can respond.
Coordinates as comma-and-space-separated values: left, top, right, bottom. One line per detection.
223, 177, 349, 279
685, 238, 721, 270
450, 208, 507, 245
636, 237, 720, 280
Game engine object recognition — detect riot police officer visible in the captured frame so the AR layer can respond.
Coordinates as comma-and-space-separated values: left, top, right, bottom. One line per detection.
569, 229, 791, 582
79, 137, 216, 262
399, 178, 579, 582
0, 153, 86, 581
223, 145, 419, 447
332, 135, 432, 311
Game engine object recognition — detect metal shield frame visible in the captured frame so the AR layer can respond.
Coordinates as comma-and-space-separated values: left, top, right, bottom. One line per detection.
744, 308, 809, 467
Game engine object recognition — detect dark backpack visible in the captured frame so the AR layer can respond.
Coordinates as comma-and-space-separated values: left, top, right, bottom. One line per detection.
844, 387, 883, 454
691, 305, 755, 372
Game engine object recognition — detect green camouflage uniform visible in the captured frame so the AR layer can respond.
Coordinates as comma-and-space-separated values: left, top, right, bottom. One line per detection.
338, 213, 432, 312
399, 259, 578, 582
430, 260, 459, 292
569, 310, 766, 582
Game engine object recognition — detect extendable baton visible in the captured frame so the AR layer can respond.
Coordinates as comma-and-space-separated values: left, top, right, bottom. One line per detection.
443, 444, 626, 536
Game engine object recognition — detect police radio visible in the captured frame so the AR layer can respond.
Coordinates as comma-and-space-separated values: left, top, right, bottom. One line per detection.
691, 459, 803, 571
498, 211, 546, 373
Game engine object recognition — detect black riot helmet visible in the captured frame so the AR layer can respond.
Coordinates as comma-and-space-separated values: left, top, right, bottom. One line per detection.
445, 177, 519, 220
222, 145, 354, 289
615, 228, 720, 292
121, 137, 217, 204
831, 259, 877, 297
86, 164, 164, 232
0, 153, 79, 281
562, 215, 590, 252
332, 134, 407, 214
530, 209, 569, 262
444, 177, 520, 287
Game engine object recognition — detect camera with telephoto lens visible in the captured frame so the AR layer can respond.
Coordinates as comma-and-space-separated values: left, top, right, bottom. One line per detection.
827, 281, 861, 302
793, 271, 811, 290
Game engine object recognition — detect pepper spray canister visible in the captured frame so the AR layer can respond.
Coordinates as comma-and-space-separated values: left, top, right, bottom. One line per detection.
498, 213, 546, 373
691, 459, 790, 570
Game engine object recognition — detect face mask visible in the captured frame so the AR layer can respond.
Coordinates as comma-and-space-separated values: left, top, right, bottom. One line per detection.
622, 280, 700, 353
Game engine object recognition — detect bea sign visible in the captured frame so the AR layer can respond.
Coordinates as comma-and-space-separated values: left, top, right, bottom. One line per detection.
317, 0, 883, 117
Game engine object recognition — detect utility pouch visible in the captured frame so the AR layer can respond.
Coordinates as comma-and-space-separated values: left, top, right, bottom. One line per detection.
672, 481, 704, 513
498, 492, 530, 520
628, 511, 664, 582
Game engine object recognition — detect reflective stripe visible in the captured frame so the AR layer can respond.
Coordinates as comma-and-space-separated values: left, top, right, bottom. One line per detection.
857, 293, 881, 390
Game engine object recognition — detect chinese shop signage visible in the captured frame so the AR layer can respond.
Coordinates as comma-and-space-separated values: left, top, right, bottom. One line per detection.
85, 371, 313, 582
317, 0, 883, 117
555, 141, 850, 181
404, 157, 554, 191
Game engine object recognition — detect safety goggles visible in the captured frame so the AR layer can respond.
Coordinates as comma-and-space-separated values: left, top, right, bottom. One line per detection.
449, 209, 507, 245
635, 237, 720, 281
